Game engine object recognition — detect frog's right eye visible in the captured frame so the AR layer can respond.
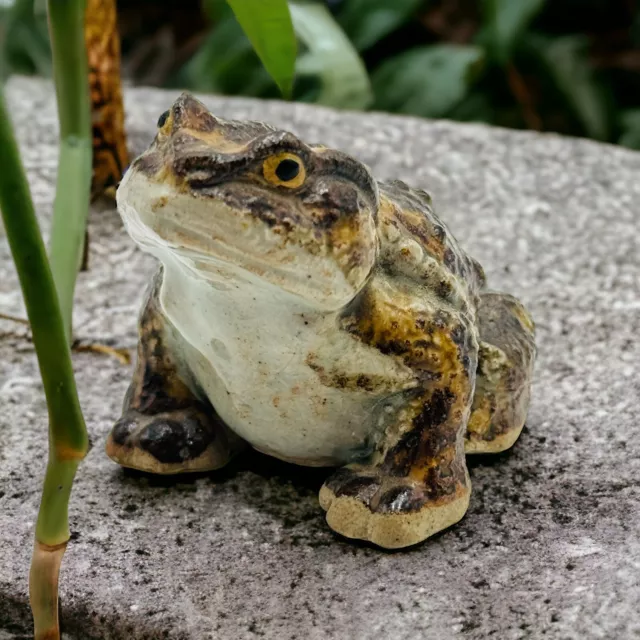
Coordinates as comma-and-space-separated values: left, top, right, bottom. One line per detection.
157, 110, 170, 128
263, 153, 306, 188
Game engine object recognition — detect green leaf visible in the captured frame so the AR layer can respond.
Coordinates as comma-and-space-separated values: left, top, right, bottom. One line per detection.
225, 0, 297, 98
619, 110, 640, 150
371, 45, 485, 118
181, 1, 370, 109
288, 0, 372, 109
335, 0, 422, 52
531, 35, 610, 141
482, 0, 546, 63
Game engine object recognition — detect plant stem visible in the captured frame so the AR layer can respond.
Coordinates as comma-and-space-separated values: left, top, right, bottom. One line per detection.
0, 86, 88, 640
47, 0, 93, 343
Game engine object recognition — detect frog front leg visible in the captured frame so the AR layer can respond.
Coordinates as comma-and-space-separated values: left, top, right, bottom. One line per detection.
106, 269, 243, 474
320, 293, 477, 549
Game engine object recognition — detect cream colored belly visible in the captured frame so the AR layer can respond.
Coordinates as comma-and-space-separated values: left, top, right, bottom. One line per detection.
182, 343, 384, 465
159, 261, 416, 466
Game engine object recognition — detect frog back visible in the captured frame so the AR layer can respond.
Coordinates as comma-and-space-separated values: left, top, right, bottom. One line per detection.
375, 179, 485, 312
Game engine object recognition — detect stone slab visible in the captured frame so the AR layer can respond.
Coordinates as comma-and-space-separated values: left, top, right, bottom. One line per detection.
1, 77, 639, 640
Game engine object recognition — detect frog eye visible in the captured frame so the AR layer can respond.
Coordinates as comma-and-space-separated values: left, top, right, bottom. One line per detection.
157, 110, 170, 128
263, 153, 306, 188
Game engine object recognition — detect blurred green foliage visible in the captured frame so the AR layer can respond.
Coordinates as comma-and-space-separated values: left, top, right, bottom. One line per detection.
2, 0, 640, 149
371, 44, 484, 117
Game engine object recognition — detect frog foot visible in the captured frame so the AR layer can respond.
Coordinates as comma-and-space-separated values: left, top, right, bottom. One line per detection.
106, 408, 239, 475
319, 467, 470, 549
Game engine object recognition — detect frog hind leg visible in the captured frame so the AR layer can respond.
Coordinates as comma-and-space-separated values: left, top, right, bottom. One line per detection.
320, 292, 477, 549
465, 292, 536, 454
106, 269, 243, 474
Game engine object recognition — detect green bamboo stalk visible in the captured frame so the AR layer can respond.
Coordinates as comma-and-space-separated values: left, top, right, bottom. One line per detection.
0, 86, 88, 640
47, 0, 92, 343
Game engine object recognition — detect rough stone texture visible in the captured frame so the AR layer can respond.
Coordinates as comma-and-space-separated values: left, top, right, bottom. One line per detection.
1, 76, 639, 640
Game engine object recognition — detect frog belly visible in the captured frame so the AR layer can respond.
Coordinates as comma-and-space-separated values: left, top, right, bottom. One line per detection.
158, 264, 384, 465
183, 345, 379, 466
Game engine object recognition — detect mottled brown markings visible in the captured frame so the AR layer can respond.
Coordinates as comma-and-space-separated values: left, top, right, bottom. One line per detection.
162, 95, 376, 207
124, 272, 195, 415
380, 388, 465, 499
323, 467, 431, 514
133, 150, 163, 177
306, 354, 392, 393
110, 269, 229, 465
341, 285, 471, 376
443, 248, 457, 271
182, 156, 372, 254
402, 209, 447, 263
175, 153, 255, 188
436, 277, 454, 299
151, 196, 168, 212
332, 271, 476, 508
195, 186, 374, 287
378, 181, 486, 296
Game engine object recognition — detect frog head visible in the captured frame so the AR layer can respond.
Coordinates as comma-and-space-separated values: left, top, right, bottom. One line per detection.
117, 93, 380, 310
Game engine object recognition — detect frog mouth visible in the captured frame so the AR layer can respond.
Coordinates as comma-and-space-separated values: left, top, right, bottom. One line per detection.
122, 200, 324, 292
117, 171, 362, 307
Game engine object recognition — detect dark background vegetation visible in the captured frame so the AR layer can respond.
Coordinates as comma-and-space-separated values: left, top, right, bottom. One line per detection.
2, 0, 640, 148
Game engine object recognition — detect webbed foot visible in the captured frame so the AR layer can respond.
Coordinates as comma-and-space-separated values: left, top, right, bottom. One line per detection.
319, 466, 470, 549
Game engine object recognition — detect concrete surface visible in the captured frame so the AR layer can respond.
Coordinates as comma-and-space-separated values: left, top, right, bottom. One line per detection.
1, 77, 639, 640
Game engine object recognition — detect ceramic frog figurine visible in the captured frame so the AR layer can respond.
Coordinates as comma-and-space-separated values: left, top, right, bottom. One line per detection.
106, 94, 536, 549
